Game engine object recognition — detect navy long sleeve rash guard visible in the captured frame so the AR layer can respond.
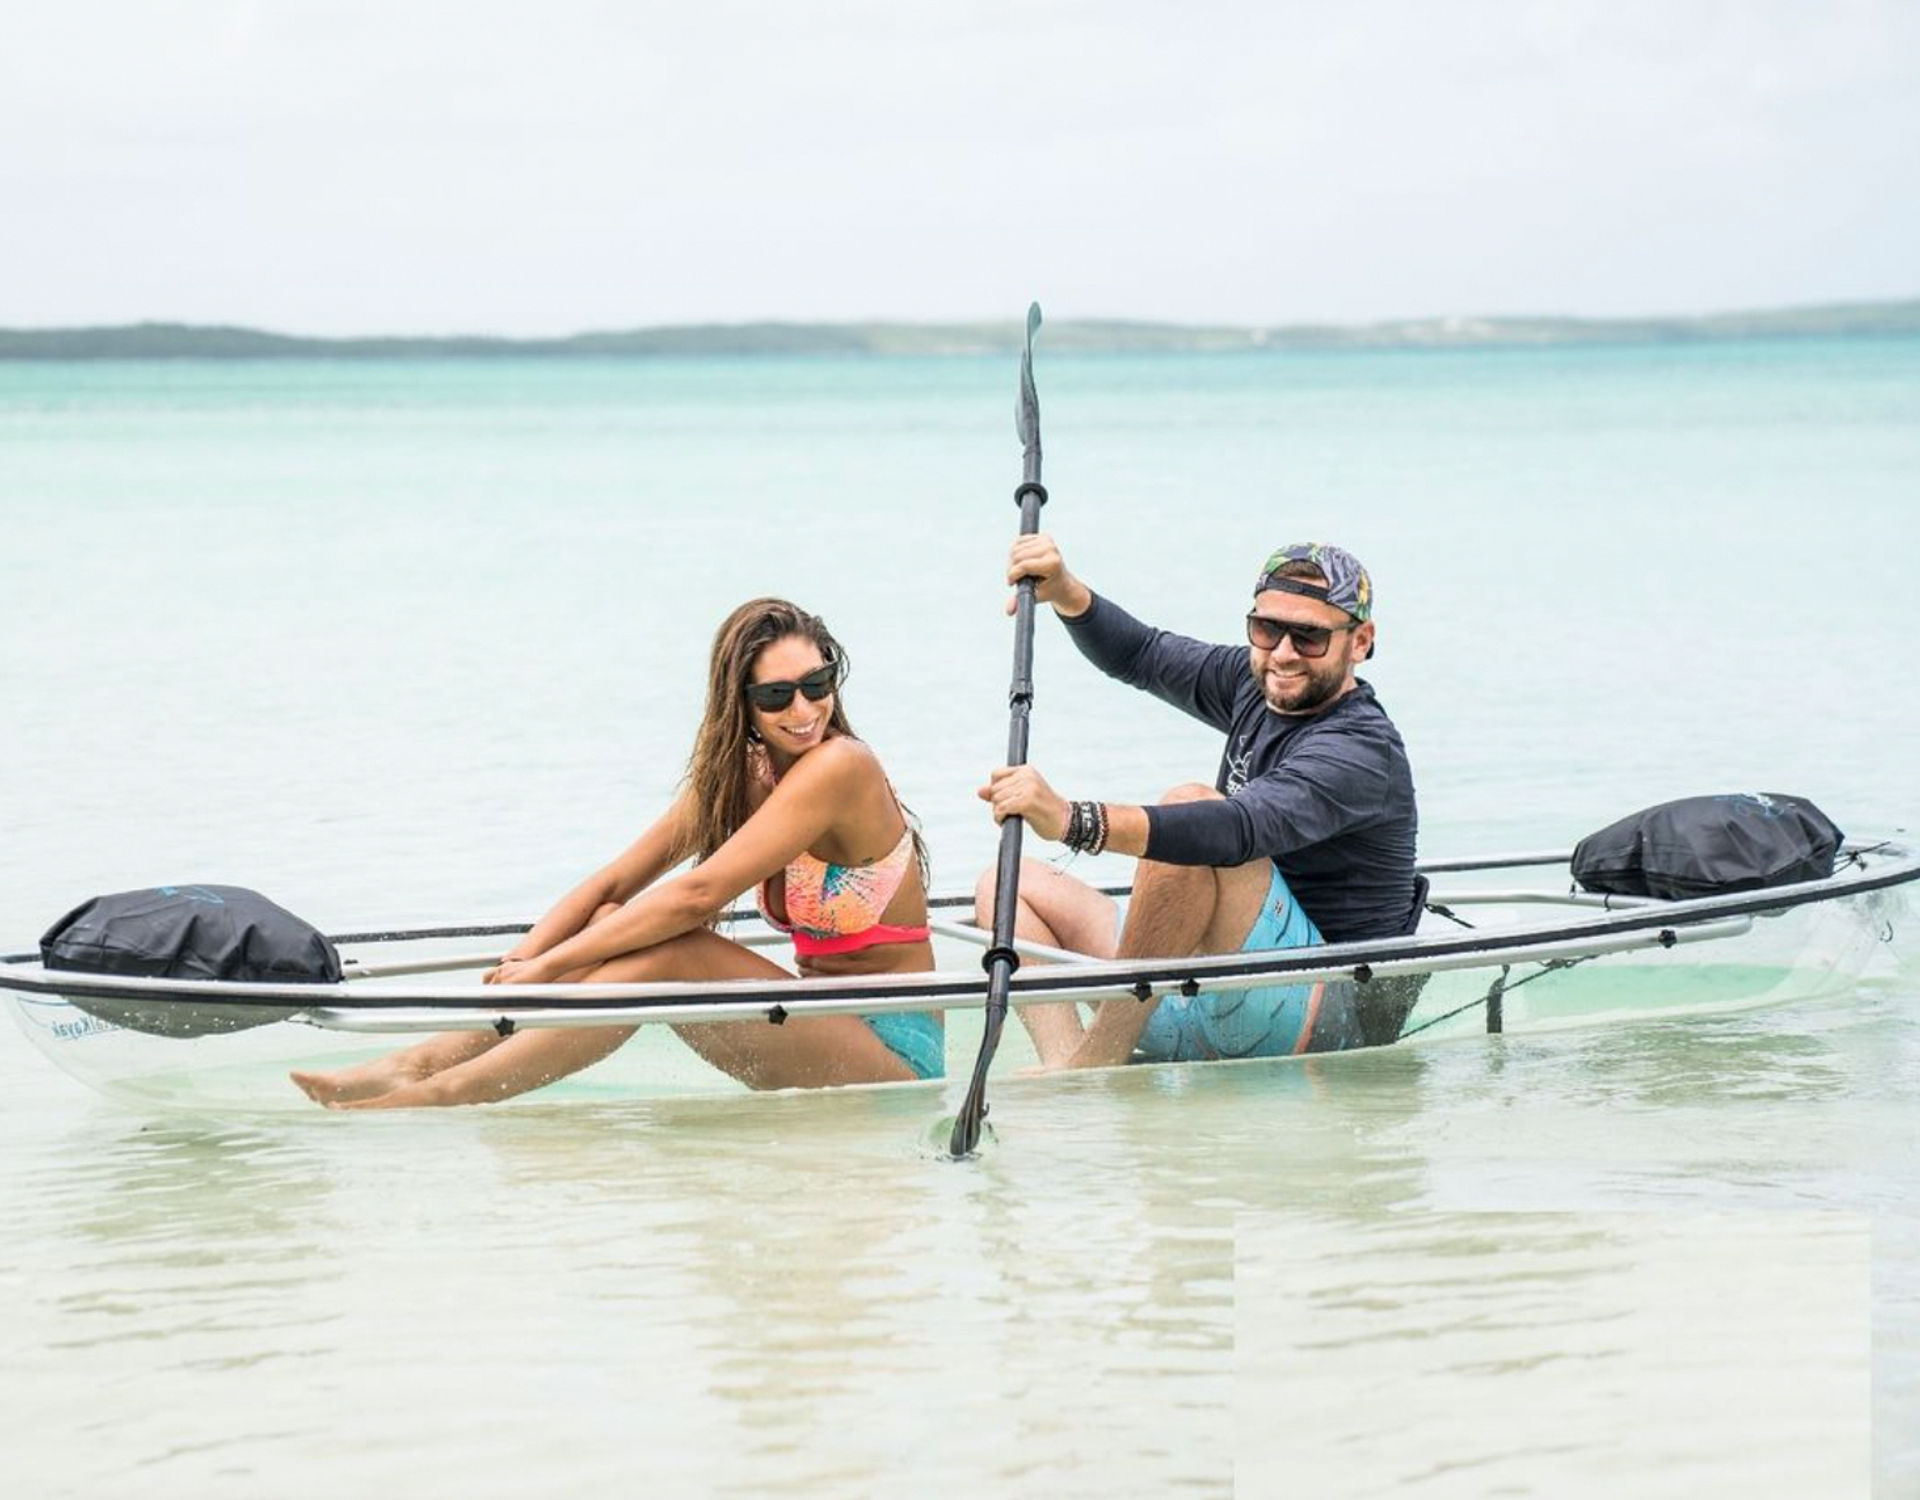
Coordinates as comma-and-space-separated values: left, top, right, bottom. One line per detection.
1062, 592, 1420, 942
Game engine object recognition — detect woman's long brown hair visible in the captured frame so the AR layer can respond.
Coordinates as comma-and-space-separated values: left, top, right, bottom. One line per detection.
684, 599, 852, 868
682, 598, 930, 892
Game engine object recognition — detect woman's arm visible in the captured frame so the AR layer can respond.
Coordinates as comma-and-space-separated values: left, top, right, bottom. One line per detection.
501, 741, 868, 982
499, 788, 700, 966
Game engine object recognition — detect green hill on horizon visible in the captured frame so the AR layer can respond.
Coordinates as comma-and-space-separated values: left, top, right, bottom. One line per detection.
3, 300, 1918, 358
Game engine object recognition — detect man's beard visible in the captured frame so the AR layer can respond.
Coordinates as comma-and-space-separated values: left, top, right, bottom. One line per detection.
1259, 656, 1348, 715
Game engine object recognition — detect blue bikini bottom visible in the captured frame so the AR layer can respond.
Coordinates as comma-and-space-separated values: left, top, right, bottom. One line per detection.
863, 1011, 945, 1079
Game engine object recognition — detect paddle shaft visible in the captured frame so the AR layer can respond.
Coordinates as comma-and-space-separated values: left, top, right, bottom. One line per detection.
990, 479, 1048, 944
948, 304, 1045, 1159
948, 482, 1046, 1158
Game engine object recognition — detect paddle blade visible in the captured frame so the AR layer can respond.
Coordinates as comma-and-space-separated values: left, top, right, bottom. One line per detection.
926, 1113, 998, 1160
1016, 301, 1043, 461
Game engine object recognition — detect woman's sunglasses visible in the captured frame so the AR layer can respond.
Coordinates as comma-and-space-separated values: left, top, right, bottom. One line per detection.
1245, 612, 1357, 659
745, 662, 840, 711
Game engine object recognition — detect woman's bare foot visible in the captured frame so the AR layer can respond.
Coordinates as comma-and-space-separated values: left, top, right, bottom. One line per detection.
326, 1082, 442, 1110
290, 1057, 424, 1105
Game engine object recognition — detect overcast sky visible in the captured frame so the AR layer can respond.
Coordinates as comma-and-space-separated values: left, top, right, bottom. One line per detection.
3, 0, 1916, 335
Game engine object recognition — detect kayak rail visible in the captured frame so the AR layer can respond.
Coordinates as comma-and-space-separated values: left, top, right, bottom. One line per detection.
4, 839, 1913, 1041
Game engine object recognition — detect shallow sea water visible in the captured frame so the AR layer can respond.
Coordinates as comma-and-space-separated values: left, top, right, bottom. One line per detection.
2, 341, 1917, 1495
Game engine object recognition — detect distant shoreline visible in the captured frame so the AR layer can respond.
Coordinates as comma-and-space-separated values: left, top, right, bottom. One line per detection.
3, 300, 1917, 359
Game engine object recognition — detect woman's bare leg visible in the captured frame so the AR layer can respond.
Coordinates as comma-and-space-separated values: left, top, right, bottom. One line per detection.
329, 1022, 642, 1109
292, 902, 630, 1104
331, 928, 920, 1108
671, 1009, 918, 1091
641, 934, 920, 1090
291, 1032, 499, 1105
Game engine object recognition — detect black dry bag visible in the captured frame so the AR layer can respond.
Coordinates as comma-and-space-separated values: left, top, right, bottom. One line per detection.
40, 885, 342, 1037
1570, 793, 1844, 901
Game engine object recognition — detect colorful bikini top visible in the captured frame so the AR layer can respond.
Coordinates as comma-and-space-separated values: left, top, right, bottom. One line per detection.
748, 742, 930, 958
757, 820, 931, 958
748, 749, 929, 960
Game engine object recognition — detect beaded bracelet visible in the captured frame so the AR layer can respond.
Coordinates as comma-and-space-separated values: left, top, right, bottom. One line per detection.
1063, 799, 1109, 855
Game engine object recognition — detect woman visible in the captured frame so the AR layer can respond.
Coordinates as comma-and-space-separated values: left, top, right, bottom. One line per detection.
292, 598, 941, 1108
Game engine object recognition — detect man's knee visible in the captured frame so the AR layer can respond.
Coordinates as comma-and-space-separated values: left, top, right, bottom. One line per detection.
975, 856, 1059, 924
1159, 782, 1221, 805
973, 862, 999, 924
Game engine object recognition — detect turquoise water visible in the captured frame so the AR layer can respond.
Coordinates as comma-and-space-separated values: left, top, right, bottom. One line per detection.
2, 340, 1918, 1494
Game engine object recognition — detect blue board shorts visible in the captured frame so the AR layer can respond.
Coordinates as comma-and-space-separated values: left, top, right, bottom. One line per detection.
864, 1012, 945, 1079
1135, 863, 1365, 1063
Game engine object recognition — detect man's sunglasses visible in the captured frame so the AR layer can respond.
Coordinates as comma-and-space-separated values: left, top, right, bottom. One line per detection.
1245, 613, 1358, 659
745, 663, 840, 711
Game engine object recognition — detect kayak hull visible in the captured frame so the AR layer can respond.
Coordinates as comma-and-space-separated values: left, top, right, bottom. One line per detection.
7, 843, 1911, 1111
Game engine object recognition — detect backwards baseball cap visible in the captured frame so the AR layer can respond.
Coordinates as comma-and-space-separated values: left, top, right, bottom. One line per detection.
1254, 543, 1373, 623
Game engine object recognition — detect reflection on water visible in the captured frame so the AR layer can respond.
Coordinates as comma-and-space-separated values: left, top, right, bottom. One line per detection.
2, 1043, 1442, 1496
3, 987, 1917, 1494
6, 1117, 345, 1490
1483, 1012, 1855, 1110
1238, 1210, 1870, 1499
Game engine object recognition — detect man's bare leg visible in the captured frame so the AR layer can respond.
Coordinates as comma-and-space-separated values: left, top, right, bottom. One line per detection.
1067, 784, 1273, 1068
974, 858, 1119, 1066
1118, 858, 1268, 960
1113, 784, 1269, 958
973, 786, 1276, 1069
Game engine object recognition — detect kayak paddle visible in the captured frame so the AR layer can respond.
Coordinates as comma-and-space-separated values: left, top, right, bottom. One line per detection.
948, 302, 1046, 1160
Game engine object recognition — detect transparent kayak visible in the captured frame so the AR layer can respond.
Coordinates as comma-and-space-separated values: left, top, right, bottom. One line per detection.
6, 842, 1915, 1111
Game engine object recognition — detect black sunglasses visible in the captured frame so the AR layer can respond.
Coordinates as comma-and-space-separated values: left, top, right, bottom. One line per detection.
745, 662, 840, 711
1245, 612, 1358, 659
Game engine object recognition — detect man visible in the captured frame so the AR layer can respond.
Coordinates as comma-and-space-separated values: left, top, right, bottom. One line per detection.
976, 535, 1420, 1069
